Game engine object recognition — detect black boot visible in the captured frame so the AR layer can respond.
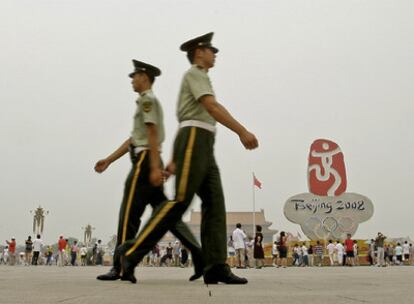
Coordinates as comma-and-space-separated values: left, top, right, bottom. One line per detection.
120, 272, 137, 284
120, 256, 137, 284
189, 260, 204, 281
96, 268, 120, 281
189, 271, 203, 281
204, 264, 248, 284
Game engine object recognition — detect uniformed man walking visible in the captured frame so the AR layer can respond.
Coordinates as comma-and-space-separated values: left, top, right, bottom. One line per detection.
95, 60, 203, 283
119, 33, 258, 284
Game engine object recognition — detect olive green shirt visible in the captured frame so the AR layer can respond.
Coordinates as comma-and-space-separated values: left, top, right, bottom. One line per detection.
177, 65, 216, 125
131, 89, 165, 147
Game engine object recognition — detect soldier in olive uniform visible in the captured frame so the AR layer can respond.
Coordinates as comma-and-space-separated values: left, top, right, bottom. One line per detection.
119, 33, 258, 284
95, 60, 203, 283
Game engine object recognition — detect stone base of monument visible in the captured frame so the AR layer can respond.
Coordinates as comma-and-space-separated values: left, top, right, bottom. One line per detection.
284, 192, 374, 240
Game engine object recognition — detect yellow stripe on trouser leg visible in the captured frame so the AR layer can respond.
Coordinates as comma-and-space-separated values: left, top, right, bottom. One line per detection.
121, 150, 147, 243
177, 127, 197, 202
126, 201, 177, 256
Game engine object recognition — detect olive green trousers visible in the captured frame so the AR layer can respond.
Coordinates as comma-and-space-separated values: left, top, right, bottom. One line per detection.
122, 127, 227, 272
112, 149, 203, 274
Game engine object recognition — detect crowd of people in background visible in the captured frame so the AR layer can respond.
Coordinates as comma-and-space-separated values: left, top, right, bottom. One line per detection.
227, 227, 414, 268
140, 241, 193, 268
229, 223, 266, 269
0, 234, 195, 269
1, 235, 105, 267
3, 229, 414, 268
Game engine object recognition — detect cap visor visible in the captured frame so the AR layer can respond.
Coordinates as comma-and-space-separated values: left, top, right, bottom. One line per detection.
210, 46, 219, 53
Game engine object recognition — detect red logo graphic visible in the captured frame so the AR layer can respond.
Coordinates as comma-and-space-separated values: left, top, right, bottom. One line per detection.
308, 139, 347, 196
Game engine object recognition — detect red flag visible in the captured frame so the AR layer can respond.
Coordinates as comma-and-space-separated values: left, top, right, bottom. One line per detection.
253, 174, 262, 189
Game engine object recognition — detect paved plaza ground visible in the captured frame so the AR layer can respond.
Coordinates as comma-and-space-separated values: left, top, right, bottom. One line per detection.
0, 265, 413, 304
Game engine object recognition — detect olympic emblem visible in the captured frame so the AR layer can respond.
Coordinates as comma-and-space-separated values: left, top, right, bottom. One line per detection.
283, 139, 374, 240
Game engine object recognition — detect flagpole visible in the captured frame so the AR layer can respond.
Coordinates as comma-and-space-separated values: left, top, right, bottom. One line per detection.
252, 172, 256, 238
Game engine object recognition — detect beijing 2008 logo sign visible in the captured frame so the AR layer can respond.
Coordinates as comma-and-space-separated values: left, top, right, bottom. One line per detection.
283, 139, 374, 240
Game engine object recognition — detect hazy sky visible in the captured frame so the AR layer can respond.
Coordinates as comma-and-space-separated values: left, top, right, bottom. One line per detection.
1, 0, 413, 244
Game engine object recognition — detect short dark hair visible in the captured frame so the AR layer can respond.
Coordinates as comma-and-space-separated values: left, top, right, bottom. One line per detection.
147, 73, 155, 84
236, 223, 241, 228
256, 225, 262, 232
186, 48, 196, 64
37, 234, 41, 238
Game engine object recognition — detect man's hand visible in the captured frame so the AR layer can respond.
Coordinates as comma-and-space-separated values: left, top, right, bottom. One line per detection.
164, 161, 176, 180
239, 130, 259, 150
94, 159, 111, 173
150, 168, 164, 187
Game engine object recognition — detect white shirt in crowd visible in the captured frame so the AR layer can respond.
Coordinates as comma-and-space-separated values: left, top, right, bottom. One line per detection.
232, 228, 247, 250
395, 245, 403, 256
327, 243, 336, 254
402, 243, 410, 255
246, 239, 254, 251
335, 243, 344, 255
80, 247, 88, 256
301, 245, 308, 256
32, 238, 43, 252
272, 244, 278, 255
